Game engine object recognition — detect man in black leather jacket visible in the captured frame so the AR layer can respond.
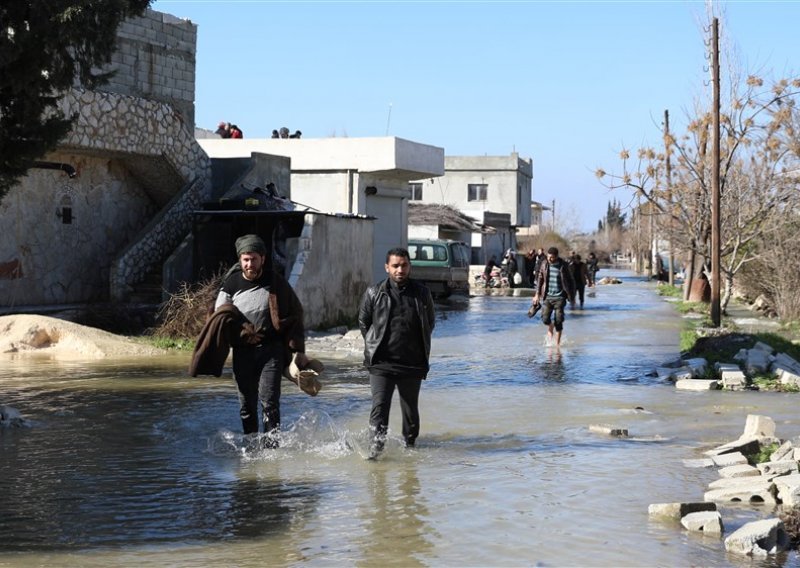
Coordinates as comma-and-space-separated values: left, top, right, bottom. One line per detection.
358, 247, 435, 458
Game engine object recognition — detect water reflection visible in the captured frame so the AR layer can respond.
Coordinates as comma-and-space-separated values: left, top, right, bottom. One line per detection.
356, 462, 433, 567
541, 348, 566, 382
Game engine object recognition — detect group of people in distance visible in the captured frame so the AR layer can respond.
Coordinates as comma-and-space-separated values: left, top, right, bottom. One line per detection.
215, 121, 243, 139
526, 247, 600, 347
190, 237, 432, 461
271, 127, 302, 139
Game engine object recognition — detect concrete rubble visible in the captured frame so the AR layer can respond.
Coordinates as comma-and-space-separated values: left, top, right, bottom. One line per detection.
651, 413, 800, 556
662, 346, 800, 392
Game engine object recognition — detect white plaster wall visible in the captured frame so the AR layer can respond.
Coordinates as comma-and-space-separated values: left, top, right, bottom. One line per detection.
0, 153, 156, 305
291, 172, 351, 213
198, 137, 444, 178
409, 225, 440, 239
288, 214, 373, 329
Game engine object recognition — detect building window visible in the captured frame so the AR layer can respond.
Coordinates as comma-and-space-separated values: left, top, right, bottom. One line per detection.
467, 183, 487, 202
409, 182, 423, 201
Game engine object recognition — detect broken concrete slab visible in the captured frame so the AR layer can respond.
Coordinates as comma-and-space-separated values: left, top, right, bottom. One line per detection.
705, 482, 777, 505
718, 463, 761, 479
704, 436, 761, 458
648, 501, 717, 519
742, 415, 776, 439
774, 474, 800, 507
681, 511, 723, 534
770, 440, 794, 462
756, 460, 798, 477
724, 518, 789, 556
675, 378, 720, 391
711, 452, 748, 467
683, 357, 709, 378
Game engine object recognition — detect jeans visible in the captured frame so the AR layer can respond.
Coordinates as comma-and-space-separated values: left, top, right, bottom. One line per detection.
369, 373, 422, 446
541, 297, 566, 332
232, 342, 284, 435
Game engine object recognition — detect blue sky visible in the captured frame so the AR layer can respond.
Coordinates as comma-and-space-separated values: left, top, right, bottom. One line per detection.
153, 0, 800, 232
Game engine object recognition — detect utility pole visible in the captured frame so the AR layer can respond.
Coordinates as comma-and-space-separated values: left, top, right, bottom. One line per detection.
551, 199, 556, 232
710, 17, 722, 327
664, 109, 675, 287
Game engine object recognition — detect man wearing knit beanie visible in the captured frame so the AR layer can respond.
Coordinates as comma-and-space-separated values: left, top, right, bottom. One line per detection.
214, 234, 306, 447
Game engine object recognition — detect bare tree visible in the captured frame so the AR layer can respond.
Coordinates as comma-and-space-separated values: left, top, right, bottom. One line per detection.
597, 73, 800, 312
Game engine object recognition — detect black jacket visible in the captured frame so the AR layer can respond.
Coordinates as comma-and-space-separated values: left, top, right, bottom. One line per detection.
358, 278, 435, 375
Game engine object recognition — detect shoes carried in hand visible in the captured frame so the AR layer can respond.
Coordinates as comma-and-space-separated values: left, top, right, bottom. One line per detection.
527, 302, 541, 318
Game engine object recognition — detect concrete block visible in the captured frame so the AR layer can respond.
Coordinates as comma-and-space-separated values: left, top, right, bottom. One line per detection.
774, 474, 800, 507
715, 362, 743, 373
648, 501, 717, 519
770, 440, 794, 462
711, 452, 748, 467
705, 436, 761, 457
774, 352, 800, 373
676, 379, 720, 391
743, 415, 776, 439
756, 460, 798, 477
671, 368, 694, 381
707, 477, 773, 490
752, 341, 775, 354
746, 350, 773, 374
684, 357, 709, 378
719, 463, 761, 478
777, 367, 800, 387
721, 370, 747, 390
724, 518, 789, 556
681, 511, 724, 534
705, 482, 777, 505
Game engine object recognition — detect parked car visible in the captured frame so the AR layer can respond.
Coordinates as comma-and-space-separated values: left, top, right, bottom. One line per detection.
407, 239, 470, 298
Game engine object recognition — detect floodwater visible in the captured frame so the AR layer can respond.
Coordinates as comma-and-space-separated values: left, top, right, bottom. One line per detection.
1, 269, 799, 567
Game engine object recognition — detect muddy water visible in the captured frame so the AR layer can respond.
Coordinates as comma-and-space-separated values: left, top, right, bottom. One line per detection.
1, 270, 798, 567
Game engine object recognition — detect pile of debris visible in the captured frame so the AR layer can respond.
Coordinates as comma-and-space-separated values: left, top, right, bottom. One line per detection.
650, 414, 800, 556
655, 341, 800, 391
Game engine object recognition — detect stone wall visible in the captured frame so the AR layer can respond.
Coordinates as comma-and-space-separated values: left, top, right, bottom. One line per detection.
98, 9, 197, 129
0, 88, 210, 307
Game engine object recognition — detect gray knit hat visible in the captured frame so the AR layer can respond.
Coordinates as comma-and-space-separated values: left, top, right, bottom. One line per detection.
235, 234, 267, 257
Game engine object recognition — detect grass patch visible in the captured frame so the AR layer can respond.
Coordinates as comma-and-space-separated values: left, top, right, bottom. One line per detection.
675, 301, 709, 315
752, 374, 800, 393
747, 442, 779, 466
656, 284, 683, 298
679, 329, 697, 353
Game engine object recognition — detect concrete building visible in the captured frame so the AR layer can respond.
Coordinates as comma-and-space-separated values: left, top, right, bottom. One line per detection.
409, 153, 533, 263
0, 9, 212, 310
516, 200, 551, 238
0, 8, 404, 331
198, 137, 445, 281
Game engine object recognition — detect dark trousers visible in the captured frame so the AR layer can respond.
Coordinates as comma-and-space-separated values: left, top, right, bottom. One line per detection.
232, 342, 284, 435
369, 373, 422, 445
541, 297, 566, 332
576, 284, 585, 306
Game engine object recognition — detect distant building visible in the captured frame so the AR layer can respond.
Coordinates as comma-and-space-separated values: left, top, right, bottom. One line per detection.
516, 201, 551, 237
198, 136, 445, 282
409, 153, 533, 263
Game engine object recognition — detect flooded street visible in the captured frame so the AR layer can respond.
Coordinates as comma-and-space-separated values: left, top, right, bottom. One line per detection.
2, 269, 799, 567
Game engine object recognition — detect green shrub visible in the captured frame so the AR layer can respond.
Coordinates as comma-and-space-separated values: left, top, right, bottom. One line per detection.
747, 442, 779, 466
